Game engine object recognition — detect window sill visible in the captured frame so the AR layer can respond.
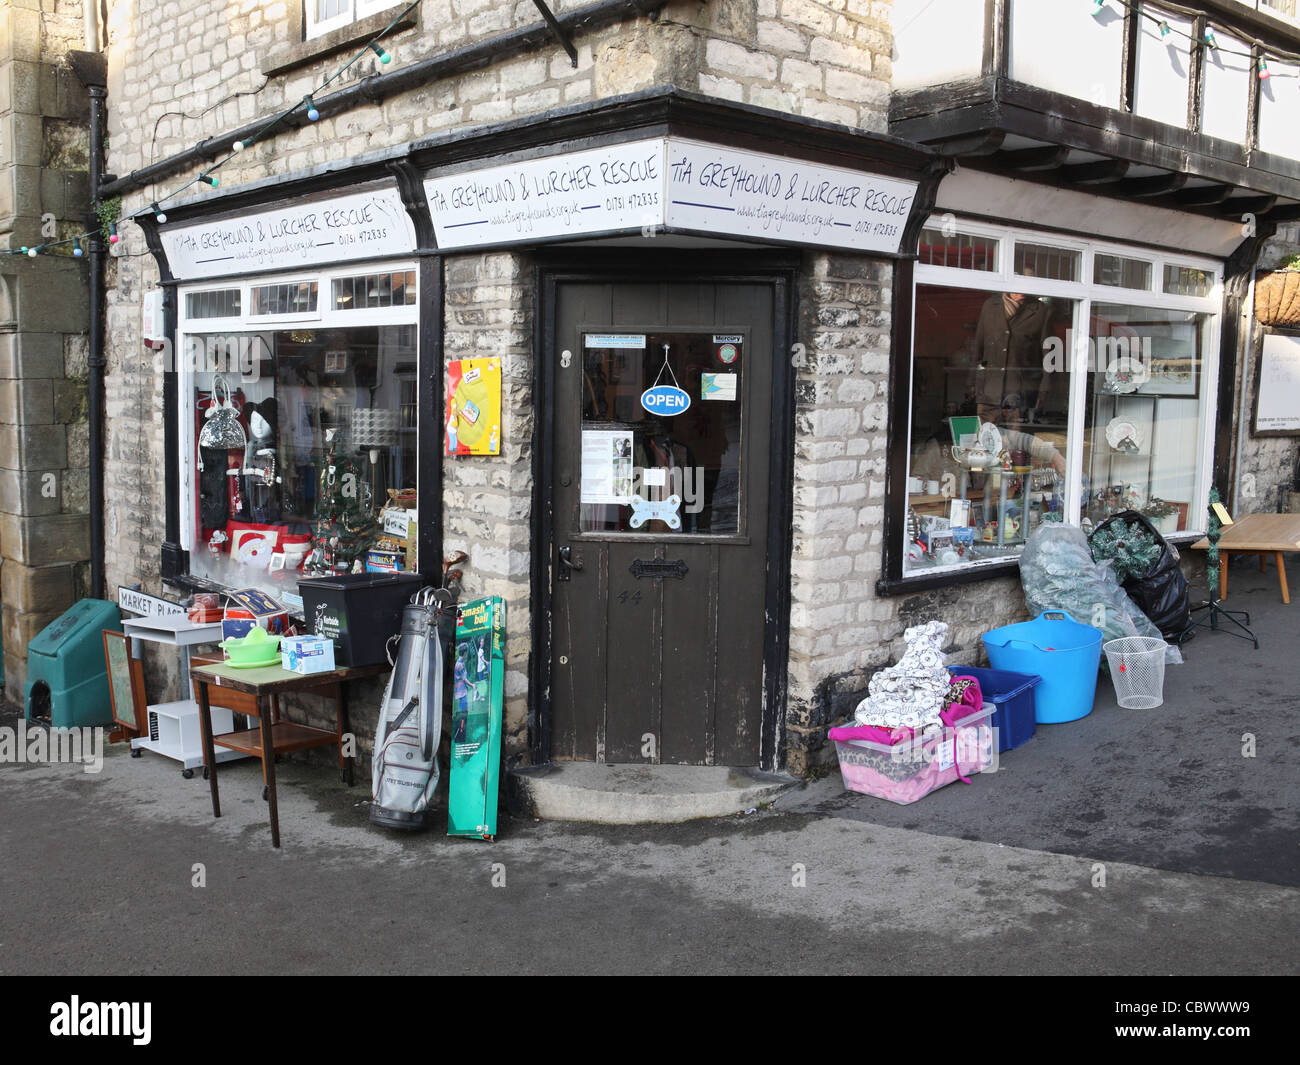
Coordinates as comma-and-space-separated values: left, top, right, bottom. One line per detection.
261, 9, 419, 79
876, 558, 1021, 597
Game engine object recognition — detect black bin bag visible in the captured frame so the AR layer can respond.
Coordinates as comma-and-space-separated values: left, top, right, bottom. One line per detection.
1089, 510, 1191, 638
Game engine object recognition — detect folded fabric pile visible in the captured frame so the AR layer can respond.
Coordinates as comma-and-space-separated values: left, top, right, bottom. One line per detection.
853, 620, 951, 731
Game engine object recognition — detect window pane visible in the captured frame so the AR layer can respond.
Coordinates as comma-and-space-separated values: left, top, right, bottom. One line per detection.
904, 285, 1074, 575
187, 324, 418, 596
185, 289, 241, 319
580, 332, 741, 535
918, 227, 998, 271
1014, 241, 1079, 282
1083, 304, 1208, 536
1094, 253, 1152, 290
1163, 264, 1213, 297
250, 281, 319, 315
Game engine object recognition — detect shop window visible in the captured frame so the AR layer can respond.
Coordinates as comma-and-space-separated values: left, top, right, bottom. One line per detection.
1093, 254, 1152, 291
918, 228, 999, 271
905, 285, 1075, 574
185, 289, 241, 319
900, 220, 1221, 583
184, 323, 417, 597
1083, 305, 1209, 535
250, 281, 319, 316
306, 0, 401, 40
1014, 241, 1080, 282
332, 271, 416, 310
1163, 264, 1214, 297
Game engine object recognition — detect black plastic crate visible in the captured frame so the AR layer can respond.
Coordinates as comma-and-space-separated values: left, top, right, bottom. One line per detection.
298, 573, 426, 667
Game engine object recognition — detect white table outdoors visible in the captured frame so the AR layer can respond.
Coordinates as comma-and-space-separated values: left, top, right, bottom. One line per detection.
120, 614, 250, 775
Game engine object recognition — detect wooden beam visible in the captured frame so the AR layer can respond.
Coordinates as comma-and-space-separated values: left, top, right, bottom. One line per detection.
1114, 172, 1188, 197
1220, 194, 1278, 217
990, 144, 1070, 170
1059, 157, 1130, 183
937, 130, 1007, 157
1171, 183, 1233, 206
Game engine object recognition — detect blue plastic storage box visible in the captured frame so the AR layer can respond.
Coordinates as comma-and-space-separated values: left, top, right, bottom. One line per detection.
947, 665, 1040, 752
982, 611, 1103, 724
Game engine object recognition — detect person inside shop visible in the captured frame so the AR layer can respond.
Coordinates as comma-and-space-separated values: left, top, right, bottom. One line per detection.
970, 280, 1052, 424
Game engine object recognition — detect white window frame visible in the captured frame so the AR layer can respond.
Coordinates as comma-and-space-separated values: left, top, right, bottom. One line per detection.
176, 260, 419, 573
306, 0, 401, 41
908, 217, 1223, 576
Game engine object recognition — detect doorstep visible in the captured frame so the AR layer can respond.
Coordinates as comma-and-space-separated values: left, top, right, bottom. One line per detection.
506, 763, 801, 825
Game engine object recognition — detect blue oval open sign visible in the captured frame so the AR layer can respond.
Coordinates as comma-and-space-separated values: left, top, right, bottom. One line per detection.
641, 385, 691, 416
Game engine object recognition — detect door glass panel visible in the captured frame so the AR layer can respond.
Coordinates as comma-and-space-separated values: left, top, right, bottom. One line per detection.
579, 331, 742, 535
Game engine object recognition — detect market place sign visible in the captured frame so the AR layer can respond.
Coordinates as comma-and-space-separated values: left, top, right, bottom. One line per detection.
160, 188, 418, 280
424, 138, 917, 255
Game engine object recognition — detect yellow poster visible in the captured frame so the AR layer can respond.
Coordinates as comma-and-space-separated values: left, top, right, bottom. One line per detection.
445, 358, 502, 456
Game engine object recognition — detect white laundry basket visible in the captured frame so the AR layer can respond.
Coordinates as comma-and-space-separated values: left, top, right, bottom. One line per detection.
1103, 636, 1167, 709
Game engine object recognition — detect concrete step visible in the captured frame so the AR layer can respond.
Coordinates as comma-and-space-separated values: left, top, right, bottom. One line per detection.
507, 763, 801, 825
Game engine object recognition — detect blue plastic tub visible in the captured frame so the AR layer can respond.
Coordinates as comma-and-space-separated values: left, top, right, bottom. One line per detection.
946, 665, 1040, 752
982, 611, 1103, 724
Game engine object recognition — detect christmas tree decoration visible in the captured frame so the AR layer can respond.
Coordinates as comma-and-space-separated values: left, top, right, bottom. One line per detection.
1088, 518, 1161, 584
303, 427, 380, 576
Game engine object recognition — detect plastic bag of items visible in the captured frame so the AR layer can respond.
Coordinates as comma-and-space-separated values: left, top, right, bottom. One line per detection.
1019, 523, 1182, 665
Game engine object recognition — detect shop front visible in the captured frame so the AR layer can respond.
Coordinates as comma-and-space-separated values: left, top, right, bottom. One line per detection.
136, 90, 940, 775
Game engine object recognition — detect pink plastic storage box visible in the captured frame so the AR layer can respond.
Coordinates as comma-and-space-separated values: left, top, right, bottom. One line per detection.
831, 703, 996, 805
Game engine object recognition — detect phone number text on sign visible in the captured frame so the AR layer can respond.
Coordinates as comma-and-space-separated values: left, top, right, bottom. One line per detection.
664, 139, 916, 254
425, 139, 668, 248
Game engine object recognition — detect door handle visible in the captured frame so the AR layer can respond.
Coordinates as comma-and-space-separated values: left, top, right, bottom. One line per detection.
557, 545, 583, 581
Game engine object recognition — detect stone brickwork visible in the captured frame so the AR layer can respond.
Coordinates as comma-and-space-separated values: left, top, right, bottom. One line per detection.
0, 0, 91, 701
783, 250, 1029, 773
442, 251, 535, 764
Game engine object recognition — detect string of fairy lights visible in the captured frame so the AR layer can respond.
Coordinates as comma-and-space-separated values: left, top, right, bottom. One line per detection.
1093, 0, 1300, 76
7, 0, 420, 259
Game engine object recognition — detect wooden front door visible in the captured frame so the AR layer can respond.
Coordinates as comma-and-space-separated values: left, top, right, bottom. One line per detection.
549, 281, 775, 765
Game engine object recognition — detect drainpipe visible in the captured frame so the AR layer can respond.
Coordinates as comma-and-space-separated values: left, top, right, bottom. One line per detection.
88, 85, 107, 599
83, 0, 100, 51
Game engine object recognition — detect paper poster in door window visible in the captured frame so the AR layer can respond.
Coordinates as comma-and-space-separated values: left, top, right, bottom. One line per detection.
445, 358, 502, 455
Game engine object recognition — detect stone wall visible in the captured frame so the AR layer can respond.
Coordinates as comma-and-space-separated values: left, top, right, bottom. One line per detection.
442, 251, 535, 764
0, 0, 91, 701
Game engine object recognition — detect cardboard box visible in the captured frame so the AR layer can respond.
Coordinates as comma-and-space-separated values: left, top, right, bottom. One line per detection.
281, 635, 336, 675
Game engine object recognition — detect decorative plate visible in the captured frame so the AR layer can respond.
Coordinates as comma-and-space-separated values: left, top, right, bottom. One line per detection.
1103, 363, 1142, 393
1105, 417, 1144, 454
977, 421, 1002, 456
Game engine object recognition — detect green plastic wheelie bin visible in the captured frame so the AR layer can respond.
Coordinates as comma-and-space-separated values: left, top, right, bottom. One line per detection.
25, 598, 122, 727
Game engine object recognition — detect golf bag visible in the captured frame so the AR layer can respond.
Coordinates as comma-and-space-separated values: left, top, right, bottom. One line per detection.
370, 588, 450, 830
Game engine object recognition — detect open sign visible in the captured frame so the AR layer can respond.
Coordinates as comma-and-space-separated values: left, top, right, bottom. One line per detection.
640, 385, 691, 416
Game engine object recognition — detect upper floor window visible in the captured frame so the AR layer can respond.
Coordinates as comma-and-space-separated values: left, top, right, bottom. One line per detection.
307, 0, 402, 40
1243, 0, 1300, 27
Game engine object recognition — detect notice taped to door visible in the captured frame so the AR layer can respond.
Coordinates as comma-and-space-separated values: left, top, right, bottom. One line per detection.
581, 429, 634, 504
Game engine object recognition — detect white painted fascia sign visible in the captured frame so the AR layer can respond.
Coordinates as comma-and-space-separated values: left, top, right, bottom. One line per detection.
159, 187, 418, 281
424, 137, 918, 255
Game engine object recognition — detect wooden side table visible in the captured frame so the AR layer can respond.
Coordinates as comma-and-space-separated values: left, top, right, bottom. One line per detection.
191, 660, 389, 848
1192, 513, 1300, 605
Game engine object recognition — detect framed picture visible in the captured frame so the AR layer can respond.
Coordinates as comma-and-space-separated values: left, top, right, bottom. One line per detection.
102, 630, 147, 735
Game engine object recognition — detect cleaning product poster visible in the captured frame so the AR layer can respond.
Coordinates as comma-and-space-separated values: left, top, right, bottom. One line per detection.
445, 358, 502, 456
448, 596, 505, 839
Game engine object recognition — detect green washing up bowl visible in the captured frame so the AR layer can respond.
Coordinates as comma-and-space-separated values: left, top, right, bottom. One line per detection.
221, 626, 281, 666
